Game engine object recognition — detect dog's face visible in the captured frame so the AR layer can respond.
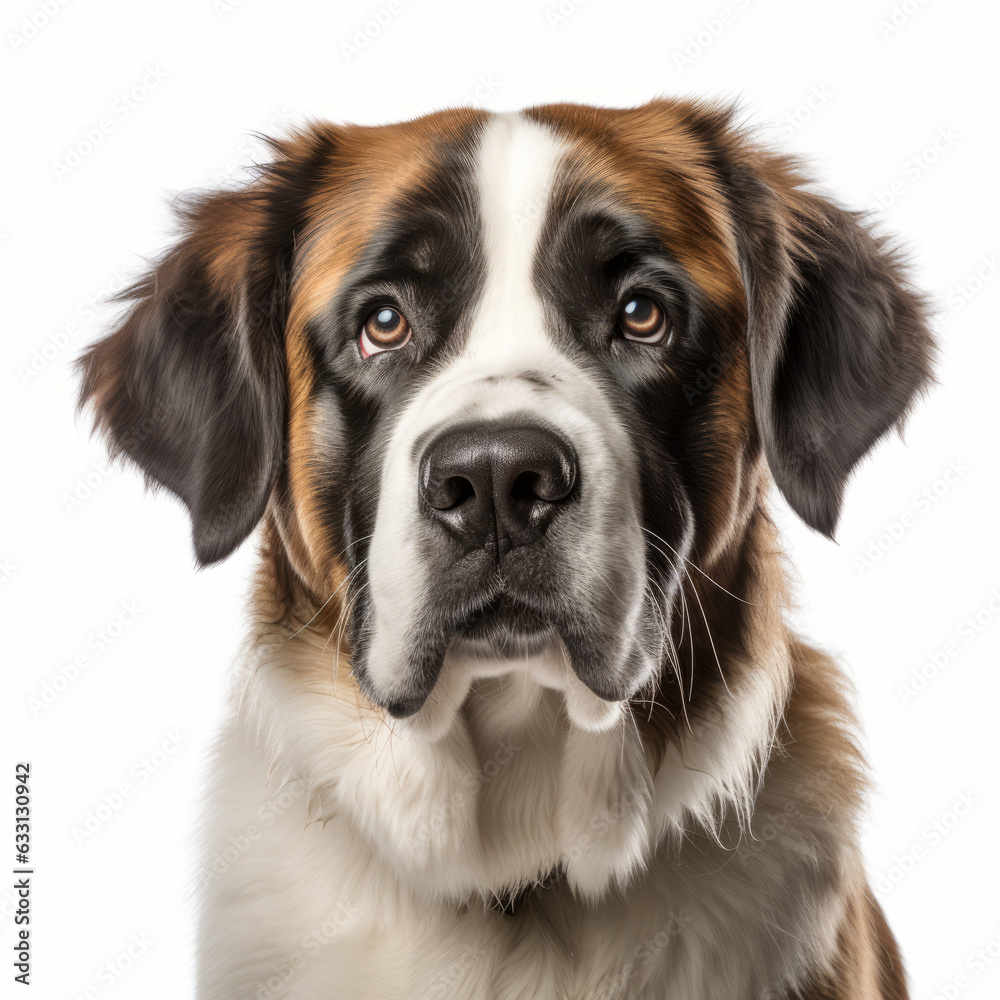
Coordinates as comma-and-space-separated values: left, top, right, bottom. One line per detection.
337, 112, 716, 731
80, 101, 932, 735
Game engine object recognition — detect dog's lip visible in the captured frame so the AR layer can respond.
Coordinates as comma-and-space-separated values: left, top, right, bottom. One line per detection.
457, 594, 553, 641
379, 587, 651, 719
381, 596, 557, 719
383, 693, 428, 719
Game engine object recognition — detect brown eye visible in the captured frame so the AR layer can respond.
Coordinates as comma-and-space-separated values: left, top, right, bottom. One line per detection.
360, 307, 412, 357
620, 295, 670, 345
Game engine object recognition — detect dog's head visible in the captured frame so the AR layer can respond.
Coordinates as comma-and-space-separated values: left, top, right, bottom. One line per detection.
79, 101, 933, 734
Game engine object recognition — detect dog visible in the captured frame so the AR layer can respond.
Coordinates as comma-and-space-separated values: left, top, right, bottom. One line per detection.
78, 99, 933, 999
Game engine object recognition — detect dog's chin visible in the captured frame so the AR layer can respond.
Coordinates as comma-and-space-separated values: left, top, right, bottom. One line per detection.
381, 601, 630, 741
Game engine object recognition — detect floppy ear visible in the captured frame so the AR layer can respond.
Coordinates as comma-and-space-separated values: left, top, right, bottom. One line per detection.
77, 132, 332, 565
737, 157, 935, 537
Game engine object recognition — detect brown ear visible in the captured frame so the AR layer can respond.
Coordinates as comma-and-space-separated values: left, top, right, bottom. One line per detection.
728, 147, 935, 537
77, 129, 335, 565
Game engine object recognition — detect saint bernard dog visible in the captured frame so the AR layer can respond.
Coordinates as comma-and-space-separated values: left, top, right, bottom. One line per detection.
78, 99, 933, 999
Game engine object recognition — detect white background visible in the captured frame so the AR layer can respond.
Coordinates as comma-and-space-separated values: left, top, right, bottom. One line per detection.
2, 0, 998, 997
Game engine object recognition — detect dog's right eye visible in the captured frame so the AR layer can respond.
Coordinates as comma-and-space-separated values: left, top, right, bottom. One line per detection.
360, 307, 412, 358
619, 294, 671, 346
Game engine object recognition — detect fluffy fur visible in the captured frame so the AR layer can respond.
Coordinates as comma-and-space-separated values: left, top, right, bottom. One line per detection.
78, 99, 933, 999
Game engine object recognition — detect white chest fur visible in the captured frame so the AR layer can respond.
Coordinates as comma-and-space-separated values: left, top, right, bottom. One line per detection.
196, 636, 844, 999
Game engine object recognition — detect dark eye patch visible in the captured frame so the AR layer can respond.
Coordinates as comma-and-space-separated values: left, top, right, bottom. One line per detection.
533, 202, 700, 355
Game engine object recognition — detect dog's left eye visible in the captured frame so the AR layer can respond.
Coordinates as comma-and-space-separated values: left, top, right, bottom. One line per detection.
619, 295, 671, 346
360, 307, 412, 358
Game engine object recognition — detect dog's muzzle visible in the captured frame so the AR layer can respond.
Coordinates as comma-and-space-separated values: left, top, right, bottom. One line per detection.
356, 399, 659, 726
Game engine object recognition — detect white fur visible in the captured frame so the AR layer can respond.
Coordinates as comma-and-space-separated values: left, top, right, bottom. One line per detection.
197, 628, 842, 999
195, 115, 848, 999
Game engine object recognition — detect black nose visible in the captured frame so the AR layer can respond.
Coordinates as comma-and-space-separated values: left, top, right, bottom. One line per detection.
419, 423, 578, 554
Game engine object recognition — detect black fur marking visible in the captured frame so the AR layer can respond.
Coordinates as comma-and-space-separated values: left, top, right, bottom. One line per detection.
762, 198, 935, 536
77, 129, 337, 565
699, 132, 935, 538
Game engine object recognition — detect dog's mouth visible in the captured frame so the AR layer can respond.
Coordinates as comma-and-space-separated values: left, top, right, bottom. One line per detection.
452, 595, 557, 659
354, 500, 678, 723
359, 568, 659, 722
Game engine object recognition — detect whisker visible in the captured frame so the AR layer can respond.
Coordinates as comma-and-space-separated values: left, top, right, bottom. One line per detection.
286, 544, 373, 640
643, 575, 687, 728
335, 583, 370, 712
681, 565, 733, 700
312, 561, 368, 666
647, 577, 687, 718
680, 583, 695, 704
641, 526, 754, 606
628, 692, 676, 719
625, 701, 646, 752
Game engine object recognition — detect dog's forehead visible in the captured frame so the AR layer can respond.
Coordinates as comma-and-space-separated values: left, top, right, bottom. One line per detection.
287, 108, 488, 329
288, 104, 743, 331
528, 103, 743, 307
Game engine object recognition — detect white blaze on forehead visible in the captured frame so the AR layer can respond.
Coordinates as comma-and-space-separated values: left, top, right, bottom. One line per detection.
466, 113, 569, 368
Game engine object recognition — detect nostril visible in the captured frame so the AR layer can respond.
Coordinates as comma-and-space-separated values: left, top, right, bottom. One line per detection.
511, 471, 542, 503
424, 474, 475, 511
512, 446, 577, 504
511, 468, 574, 504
